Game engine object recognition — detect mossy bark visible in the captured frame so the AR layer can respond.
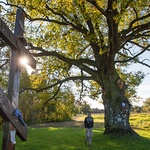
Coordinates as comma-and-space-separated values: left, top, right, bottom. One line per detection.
101, 72, 138, 136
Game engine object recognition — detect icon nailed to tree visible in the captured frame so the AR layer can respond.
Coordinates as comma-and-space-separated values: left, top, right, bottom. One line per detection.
117, 79, 124, 90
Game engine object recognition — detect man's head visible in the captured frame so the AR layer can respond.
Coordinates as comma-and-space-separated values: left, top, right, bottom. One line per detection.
87, 112, 91, 117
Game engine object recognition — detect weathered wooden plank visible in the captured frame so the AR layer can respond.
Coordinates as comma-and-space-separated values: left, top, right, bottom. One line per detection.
0, 87, 28, 141
0, 18, 17, 49
0, 18, 36, 69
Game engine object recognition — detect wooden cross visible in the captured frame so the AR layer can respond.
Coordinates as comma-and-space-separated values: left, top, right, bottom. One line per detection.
0, 8, 36, 149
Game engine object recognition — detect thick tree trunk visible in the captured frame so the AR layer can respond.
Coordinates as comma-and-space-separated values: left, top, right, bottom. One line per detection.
102, 76, 139, 136
103, 97, 138, 136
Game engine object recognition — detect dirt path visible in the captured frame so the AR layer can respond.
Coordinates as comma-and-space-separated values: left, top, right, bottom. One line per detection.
29, 120, 84, 128
29, 114, 104, 128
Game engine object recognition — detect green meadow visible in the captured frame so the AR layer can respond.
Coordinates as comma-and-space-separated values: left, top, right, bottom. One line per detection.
0, 113, 150, 150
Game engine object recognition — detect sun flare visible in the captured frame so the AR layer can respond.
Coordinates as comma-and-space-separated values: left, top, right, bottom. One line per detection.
19, 56, 29, 66
19, 56, 34, 74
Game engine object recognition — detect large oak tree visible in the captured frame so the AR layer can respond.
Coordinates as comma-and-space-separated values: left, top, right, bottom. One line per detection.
2, 0, 150, 135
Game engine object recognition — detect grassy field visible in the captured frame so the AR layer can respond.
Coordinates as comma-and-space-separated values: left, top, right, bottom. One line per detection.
0, 113, 150, 150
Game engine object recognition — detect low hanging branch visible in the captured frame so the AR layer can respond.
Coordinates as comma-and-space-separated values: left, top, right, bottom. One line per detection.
28, 43, 99, 78
38, 84, 62, 111
0, 59, 9, 69
20, 75, 93, 94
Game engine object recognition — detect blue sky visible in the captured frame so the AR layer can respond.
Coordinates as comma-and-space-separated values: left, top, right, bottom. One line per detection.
129, 51, 150, 102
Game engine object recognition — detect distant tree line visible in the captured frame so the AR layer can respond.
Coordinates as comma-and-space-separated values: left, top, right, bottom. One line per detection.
0, 97, 149, 126
131, 98, 150, 113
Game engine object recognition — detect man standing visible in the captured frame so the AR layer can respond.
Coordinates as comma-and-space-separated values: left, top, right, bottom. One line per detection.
84, 112, 94, 146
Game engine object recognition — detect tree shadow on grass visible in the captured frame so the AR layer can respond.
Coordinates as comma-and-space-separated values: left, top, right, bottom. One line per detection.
30, 122, 150, 150
1, 123, 148, 150
92, 131, 150, 150
41, 127, 150, 150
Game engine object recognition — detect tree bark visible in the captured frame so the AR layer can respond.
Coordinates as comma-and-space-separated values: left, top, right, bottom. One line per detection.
102, 72, 139, 136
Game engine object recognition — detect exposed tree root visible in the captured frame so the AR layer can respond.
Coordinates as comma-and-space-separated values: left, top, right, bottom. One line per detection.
103, 127, 139, 136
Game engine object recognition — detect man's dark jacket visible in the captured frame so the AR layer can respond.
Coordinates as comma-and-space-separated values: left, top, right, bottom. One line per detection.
84, 117, 94, 128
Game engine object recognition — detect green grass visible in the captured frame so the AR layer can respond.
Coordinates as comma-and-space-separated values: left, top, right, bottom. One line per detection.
0, 113, 150, 150
130, 113, 150, 129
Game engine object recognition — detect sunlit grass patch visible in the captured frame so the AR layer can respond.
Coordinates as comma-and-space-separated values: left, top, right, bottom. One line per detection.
130, 113, 150, 128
